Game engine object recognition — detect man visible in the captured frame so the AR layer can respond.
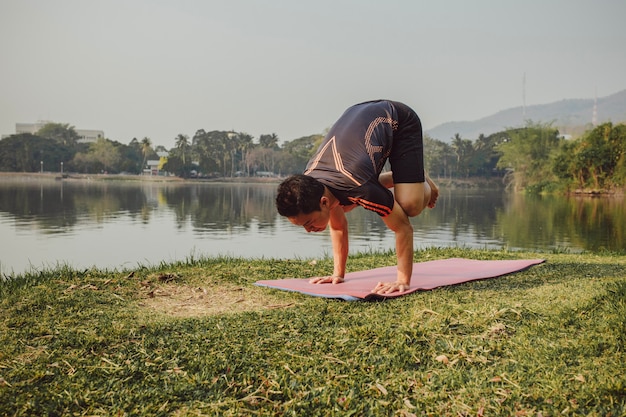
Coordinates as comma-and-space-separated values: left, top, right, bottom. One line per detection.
275, 100, 438, 295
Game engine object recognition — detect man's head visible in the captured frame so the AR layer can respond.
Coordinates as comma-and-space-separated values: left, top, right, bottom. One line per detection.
276, 174, 324, 217
276, 174, 331, 232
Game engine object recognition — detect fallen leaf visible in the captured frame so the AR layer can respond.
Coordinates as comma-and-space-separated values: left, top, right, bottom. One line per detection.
403, 398, 416, 409
435, 354, 449, 364
374, 382, 388, 395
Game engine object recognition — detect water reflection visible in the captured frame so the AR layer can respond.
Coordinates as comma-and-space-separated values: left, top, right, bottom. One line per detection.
1, 179, 152, 231
0, 177, 623, 275
498, 193, 625, 251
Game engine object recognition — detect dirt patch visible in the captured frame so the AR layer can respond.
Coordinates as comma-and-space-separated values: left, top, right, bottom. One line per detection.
138, 282, 296, 318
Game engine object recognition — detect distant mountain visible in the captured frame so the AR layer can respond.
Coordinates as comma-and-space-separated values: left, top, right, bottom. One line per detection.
425, 89, 626, 142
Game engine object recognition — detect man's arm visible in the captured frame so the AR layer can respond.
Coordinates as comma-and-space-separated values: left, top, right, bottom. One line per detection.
373, 202, 414, 294
329, 205, 349, 278
309, 205, 349, 284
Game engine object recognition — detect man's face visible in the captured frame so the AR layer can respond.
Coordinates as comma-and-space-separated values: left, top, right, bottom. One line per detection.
288, 209, 330, 233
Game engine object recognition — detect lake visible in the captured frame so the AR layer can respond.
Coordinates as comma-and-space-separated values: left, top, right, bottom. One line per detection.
0, 176, 624, 276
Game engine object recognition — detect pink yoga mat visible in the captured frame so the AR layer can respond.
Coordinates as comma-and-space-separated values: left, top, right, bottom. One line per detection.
255, 258, 545, 300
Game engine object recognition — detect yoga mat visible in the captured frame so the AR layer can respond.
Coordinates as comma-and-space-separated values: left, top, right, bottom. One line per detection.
255, 258, 545, 301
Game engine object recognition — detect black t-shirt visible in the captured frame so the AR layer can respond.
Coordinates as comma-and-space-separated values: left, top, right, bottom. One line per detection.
304, 100, 398, 216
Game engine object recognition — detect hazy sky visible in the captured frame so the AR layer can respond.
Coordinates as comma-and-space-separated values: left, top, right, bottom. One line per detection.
1, 0, 625, 147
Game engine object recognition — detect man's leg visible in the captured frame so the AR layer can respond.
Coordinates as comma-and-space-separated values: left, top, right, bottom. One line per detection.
394, 182, 429, 217
380, 172, 439, 217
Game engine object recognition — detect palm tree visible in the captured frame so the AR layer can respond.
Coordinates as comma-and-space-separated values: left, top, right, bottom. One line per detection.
237, 133, 254, 175
175, 134, 190, 165
141, 137, 152, 172
259, 133, 279, 149
451, 134, 474, 178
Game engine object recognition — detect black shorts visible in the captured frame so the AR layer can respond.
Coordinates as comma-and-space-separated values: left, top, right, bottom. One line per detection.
388, 101, 425, 184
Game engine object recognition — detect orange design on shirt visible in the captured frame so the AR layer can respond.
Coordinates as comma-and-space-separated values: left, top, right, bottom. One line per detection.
304, 136, 362, 186
348, 196, 392, 217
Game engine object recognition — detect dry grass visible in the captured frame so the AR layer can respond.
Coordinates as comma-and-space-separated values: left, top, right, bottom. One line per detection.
139, 278, 297, 318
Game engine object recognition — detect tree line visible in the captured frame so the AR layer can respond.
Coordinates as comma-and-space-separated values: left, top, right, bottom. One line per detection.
0, 121, 624, 193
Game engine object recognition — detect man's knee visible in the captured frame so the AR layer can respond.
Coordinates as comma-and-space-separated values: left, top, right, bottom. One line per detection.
394, 182, 430, 217
398, 199, 424, 217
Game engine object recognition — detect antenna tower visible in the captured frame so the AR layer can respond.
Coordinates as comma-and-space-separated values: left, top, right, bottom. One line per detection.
522, 72, 526, 121
592, 87, 598, 126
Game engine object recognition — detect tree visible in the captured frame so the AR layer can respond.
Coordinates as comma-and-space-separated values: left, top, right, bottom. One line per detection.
259, 133, 279, 150
579, 123, 625, 188
553, 123, 626, 189
92, 138, 121, 172
553, 140, 580, 187
192, 130, 213, 174
246, 147, 278, 175
140, 137, 152, 171
496, 122, 562, 191
116, 139, 143, 174
0, 134, 73, 172
71, 138, 121, 173
192, 130, 228, 175
471, 133, 505, 177
423, 136, 450, 178
70, 152, 97, 173
234, 133, 254, 175
279, 134, 323, 174
451, 134, 475, 178
175, 134, 190, 165
224, 132, 238, 177
613, 124, 626, 185
36, 123, 80, 147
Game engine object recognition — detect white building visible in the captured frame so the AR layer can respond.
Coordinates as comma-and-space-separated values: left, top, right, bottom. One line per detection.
12, 121, 104, 143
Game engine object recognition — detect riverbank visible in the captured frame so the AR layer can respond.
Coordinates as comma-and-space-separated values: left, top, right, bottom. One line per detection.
1, 248, 624, 415
0, 171, 278, 184
0, 171, 506, 188
0, 171, 186, 183
4, 171, 625, 195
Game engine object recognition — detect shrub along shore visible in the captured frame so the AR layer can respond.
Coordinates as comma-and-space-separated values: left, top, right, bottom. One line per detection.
1, 248, 625, 416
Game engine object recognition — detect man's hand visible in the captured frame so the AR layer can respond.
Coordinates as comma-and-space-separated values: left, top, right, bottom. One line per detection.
309, 275, 344, 285
372, 281, 409, 295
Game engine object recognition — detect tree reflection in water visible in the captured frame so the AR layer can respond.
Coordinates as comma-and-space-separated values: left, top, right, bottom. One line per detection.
0, 178, 623, 275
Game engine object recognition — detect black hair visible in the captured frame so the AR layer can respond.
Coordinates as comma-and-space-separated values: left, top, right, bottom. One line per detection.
276, 174, 325, 217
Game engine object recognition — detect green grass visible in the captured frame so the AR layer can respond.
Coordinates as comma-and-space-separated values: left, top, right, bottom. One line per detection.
1, 248, 625, 416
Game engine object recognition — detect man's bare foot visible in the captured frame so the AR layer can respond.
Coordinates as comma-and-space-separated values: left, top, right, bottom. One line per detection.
425, 174, 439, 208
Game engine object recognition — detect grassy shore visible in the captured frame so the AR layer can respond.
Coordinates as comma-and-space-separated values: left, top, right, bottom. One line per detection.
1, 248, 625, 416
